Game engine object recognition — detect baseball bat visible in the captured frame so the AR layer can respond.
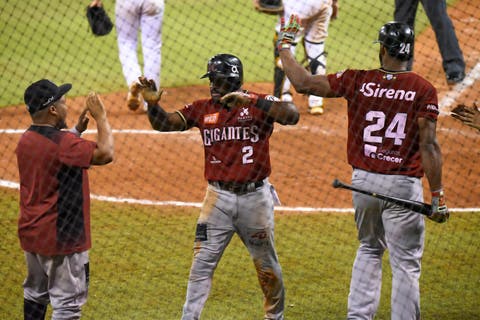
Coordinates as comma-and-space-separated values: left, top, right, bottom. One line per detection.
332, 179, 432, 216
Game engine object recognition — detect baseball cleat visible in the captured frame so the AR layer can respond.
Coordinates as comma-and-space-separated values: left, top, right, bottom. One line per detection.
308, 105, 324, 115
126, 81, 143, 111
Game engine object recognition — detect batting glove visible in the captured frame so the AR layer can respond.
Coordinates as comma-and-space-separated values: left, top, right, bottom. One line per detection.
277, 14, 301, 51
429, 189, 449, 223
138, 76, 163, 106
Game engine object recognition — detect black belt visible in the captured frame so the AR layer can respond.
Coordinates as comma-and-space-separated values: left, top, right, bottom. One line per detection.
209, 180, 264, 194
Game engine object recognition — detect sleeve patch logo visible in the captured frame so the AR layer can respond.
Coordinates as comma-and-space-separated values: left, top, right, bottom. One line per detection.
204, 112, 219, 124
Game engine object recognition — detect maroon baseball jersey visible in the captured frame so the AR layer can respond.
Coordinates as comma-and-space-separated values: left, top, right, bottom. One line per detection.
178, 92, 276, 182
16, 125, 96, 256
327, 69, 439, 177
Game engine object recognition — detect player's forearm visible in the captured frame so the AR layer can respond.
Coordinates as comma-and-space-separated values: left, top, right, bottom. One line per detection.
147, 104, 174, 131
418, 117, 443, 191
92, 117, 114, 165
279, 50, 333, 97
420, 141, 443, 192
279, 50, 311, 94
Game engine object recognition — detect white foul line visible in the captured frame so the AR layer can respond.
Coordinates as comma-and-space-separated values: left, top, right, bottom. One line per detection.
1, 179, 478, 213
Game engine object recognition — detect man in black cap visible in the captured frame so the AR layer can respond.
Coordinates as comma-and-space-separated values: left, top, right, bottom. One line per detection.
17, 79, 114, 319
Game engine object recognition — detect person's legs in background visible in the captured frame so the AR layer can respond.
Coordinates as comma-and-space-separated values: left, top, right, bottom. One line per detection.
422, 0, 465, 84
394, 0, 418, 71
116, 0, 143, 111
304, 3, 331, 115
394, 0, 465, 84
140, 0, 164, 89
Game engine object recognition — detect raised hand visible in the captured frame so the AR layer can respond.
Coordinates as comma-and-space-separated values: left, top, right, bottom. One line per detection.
138, 76, 163, 106
85, 92, 107, 121
277, 14, 301, 51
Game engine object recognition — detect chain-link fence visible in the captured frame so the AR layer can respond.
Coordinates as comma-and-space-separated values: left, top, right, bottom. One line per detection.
1, 0, 479, 319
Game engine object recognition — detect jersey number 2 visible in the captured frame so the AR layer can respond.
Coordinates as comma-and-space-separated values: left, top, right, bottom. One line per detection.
242, 146, 254, 164
363, 111, 407, 146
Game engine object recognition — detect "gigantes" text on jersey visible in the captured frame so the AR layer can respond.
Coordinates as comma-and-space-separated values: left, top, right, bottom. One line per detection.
203, 125, 260, 146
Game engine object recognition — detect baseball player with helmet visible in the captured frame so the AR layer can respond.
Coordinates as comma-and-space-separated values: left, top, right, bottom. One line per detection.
272, 0, 338, 115
139, 53, 299, 320
278, 16, 448, 319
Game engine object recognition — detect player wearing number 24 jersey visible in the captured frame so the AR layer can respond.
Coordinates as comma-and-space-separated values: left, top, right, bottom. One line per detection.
140, 53, 299, 320
330, 68, 438, 177
279, 17, 448, 320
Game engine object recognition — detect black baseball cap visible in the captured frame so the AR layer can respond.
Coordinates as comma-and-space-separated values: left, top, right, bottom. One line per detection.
24, 79, 72, 114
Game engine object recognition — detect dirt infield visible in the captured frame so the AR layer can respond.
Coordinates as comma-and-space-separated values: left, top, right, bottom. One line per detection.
1, 1, 479, 210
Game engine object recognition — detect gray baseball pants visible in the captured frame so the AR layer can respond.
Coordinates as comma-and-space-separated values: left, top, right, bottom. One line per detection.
347, 169, 425, 320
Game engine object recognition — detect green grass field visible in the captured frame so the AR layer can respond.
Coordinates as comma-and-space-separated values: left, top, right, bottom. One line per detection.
1, 190, 479, 319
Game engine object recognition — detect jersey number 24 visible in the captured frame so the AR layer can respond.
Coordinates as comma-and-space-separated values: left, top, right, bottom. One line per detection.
363, 111, 407, 146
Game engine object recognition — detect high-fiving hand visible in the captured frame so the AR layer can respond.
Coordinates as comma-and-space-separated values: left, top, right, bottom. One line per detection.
277, 14, 301, 51
85, 92, 107, 121
138, 76, 163, 106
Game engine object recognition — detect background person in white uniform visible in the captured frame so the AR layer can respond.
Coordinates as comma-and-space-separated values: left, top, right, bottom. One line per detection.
115, 0, 164, 111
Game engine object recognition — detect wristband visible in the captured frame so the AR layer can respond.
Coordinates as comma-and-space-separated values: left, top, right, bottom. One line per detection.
278, 42, 291, 51
255, 99, 273, 112
431, 189, 444, 197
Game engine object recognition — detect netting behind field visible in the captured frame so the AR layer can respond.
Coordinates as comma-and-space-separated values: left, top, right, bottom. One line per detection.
1, 1, 480, 319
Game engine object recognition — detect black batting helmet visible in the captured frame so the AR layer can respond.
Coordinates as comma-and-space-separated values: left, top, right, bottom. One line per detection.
201, 54, 243, 91
376, 22, 414, 61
